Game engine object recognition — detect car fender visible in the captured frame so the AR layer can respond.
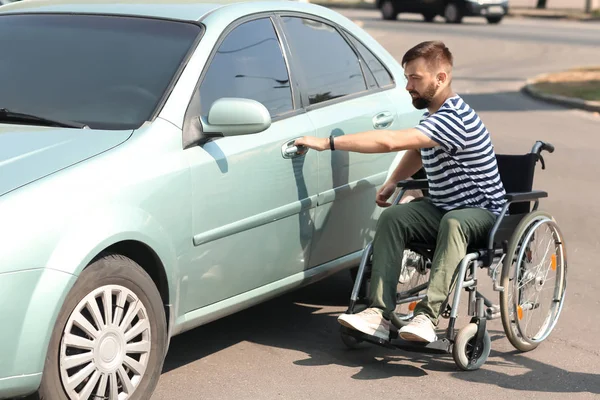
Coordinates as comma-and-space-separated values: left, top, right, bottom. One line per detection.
45, 204, 180, 306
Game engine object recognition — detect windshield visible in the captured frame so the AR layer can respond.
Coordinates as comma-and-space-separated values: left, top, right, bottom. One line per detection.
0, 14, 202, 130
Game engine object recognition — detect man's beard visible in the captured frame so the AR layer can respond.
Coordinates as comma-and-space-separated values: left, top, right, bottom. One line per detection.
409, 82, 437, 109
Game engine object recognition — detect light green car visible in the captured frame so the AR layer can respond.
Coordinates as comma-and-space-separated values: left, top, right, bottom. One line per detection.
0, 0, 421, 398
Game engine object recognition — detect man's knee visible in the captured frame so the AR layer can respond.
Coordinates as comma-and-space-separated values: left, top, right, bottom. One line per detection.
439, 209, 494, 244
439, 212, 468, 240
374, 205, 413, 245
441, 212, 465, 230
377, 204, 411, 230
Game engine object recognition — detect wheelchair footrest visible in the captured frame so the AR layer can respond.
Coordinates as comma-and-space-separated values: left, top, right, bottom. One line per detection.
340, 326, 451, 354
389, 338, 452, 354
341, 326, 397, 349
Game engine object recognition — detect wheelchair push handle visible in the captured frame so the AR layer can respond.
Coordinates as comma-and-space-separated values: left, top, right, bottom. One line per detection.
542, 142, 555, 153
531, 141, 554, 170
532, 140, 555, 155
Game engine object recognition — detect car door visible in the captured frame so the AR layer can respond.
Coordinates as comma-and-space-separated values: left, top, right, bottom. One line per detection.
181, 16, 318, 314
397, 0, 422, 13
277, 15, 400, 268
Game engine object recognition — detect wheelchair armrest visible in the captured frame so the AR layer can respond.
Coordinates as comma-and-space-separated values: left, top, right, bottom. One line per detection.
504, 190, 548, 204
396, 179, 429, 190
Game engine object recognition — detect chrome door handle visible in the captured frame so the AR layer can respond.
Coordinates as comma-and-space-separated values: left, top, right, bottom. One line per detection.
373, 111, 394, 129
282, 138, 308, 159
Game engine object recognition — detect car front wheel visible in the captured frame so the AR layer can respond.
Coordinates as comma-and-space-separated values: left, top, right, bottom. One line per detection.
38, 254, 167, 400
487, 16, 503, 24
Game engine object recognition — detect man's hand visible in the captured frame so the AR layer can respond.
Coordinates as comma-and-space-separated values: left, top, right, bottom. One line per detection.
294, 136, 329, 152
376, 181, 398, 207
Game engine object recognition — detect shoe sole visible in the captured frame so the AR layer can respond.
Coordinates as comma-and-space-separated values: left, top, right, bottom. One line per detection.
398, 331, 437, 343
338, 315, 389, 341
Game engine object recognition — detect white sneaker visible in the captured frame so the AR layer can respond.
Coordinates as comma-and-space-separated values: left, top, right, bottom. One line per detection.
398, 314, 438, 343
338, 308, 392, 341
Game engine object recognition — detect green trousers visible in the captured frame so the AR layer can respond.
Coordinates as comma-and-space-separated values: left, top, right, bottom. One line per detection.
369, 199, 496, 325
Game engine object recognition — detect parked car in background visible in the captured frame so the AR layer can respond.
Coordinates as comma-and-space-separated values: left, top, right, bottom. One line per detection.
0, 0, 421, 399
378, 0, 510, 24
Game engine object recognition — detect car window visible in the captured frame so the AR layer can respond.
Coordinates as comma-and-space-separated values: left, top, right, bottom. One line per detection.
347, 34, 394, 87
199, 18, 293, 118
280, 17, 367, 106
0, 14, 201, 130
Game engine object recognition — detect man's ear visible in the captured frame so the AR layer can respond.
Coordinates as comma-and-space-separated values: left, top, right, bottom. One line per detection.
436, 71, 449, 86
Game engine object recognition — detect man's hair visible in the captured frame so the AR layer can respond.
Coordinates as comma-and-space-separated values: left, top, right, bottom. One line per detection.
401, 41, 453, 70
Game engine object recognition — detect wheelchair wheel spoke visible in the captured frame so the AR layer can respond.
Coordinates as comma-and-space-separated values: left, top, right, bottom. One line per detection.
514, 219, 565, 343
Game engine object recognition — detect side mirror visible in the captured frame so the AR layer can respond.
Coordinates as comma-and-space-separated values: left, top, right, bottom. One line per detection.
203, 98, 271, 137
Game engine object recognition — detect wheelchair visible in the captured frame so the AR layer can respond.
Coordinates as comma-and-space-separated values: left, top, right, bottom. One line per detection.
340, 140, 567, 371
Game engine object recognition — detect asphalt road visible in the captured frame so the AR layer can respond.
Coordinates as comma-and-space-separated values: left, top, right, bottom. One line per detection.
152, 13, 600, 400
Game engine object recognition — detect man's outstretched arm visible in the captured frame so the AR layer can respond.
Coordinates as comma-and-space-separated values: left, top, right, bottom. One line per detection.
294, 128, 438, 153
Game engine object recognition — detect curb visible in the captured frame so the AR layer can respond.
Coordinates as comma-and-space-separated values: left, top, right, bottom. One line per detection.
522, 75, 600, 113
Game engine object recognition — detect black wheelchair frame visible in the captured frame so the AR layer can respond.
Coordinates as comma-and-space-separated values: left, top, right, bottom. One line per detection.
341, 140, 567, 370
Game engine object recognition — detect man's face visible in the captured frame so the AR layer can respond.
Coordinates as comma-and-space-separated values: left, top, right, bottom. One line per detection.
404, 58, 438, 110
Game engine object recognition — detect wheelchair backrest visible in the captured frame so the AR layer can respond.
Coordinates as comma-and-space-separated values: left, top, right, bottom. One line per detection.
410, 153, 538, 214
496, 153, 537, 214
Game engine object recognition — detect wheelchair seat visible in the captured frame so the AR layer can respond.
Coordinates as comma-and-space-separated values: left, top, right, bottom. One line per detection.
407, 213, 527, 258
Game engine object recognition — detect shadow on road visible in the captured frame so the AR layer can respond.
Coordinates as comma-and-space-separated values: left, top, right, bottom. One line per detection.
163, 271, 600, 394
448, 350, 600, 394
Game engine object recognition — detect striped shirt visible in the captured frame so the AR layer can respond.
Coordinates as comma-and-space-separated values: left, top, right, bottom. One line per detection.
415, 95, 507, 215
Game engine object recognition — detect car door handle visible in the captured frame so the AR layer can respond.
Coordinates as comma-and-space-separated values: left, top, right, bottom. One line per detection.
282, 138, 309, 159
373, 111, 394, 129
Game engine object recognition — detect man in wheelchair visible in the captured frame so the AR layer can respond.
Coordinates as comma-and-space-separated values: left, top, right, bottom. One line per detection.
298, 40, 506, 342
296, 40, 565, 368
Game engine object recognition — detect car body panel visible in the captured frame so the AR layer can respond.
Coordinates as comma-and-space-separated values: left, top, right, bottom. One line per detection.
308, 91, 397, 266
0, 125, 132, 197
183, 112, 319, 314
0, 268, 76, 391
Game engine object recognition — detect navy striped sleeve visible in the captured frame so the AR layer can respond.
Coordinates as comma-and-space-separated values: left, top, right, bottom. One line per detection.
416, 109, 466, 153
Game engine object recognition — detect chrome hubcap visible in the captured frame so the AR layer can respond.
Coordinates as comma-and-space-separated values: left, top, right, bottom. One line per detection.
383, 1, 394, 17
60, 285, 151, 400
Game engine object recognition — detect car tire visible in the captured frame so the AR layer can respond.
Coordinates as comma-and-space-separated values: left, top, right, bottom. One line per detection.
486, 16, 503, 24
444, 3, 463, 23
380, 0, 398, 21
37, 254, 167, 400
423, 13, 436, 22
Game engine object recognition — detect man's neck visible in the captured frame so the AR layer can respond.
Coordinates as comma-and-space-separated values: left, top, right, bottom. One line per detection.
427, 88, 456, 114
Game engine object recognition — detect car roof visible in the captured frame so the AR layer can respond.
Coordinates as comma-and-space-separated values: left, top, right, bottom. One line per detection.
0, 0, 327, 22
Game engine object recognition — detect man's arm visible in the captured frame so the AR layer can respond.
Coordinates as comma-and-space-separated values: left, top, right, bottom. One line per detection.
294, 128, 438, 153
387, 148, 423, 184
375, 149, 423, 207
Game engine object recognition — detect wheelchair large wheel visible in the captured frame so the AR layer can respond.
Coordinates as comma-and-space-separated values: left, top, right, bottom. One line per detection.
499, 211, 567, 352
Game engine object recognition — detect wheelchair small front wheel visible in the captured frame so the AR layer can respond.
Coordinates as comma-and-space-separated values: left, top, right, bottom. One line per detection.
500, 211, 567, 352
452, 323, 491, 371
